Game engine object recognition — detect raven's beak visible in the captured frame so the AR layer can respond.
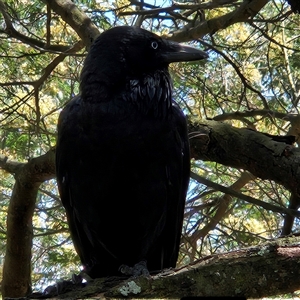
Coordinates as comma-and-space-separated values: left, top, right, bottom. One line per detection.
162, 40, 208, 63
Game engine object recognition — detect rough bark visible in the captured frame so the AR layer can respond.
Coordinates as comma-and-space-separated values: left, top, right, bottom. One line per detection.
188, 118, 300, 195
42, 0, 100, 49
1, 149, 56, 298
168, 0, 269, 41
188, 118, 300, 236
29, 237, 300, 299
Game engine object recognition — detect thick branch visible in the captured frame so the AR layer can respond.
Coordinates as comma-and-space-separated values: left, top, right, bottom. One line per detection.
168, 0, 269, 42
32, 237, 300, 298
1, 149, 56, 298
0, 154, 24, 174
188, 119, 300, 196
43, 0, 100, 48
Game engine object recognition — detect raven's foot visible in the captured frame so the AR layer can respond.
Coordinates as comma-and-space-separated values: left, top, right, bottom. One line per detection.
119, 260, 150, 277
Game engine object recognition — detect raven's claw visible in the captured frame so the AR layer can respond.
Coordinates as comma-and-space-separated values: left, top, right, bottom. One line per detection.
119, 260, 150, 277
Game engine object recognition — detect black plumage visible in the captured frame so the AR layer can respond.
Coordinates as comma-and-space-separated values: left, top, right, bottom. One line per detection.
287, 0, 300, 13
56, 26, 208, 278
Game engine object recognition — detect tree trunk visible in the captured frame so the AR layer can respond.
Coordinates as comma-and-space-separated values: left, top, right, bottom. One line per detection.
1, 149, 55, 298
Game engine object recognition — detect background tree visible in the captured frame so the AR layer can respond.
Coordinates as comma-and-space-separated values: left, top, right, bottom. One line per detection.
0, 0, 300, 297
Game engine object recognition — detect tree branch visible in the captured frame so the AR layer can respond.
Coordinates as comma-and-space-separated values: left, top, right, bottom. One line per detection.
30, 237, 300, 298
168, 0, 269, 42
188, 118, 300, 196
1, 149, 56, 298
189, 171, 256, 244
42, 0, 100, 48
0, 0, 71, 52
190, 171, 300, 217
0, 154, 24, 174
118, 0, 239, 17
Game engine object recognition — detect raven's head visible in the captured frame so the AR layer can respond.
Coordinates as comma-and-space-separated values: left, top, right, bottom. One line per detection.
83, 26, 207, 74
80, 26, 208, 105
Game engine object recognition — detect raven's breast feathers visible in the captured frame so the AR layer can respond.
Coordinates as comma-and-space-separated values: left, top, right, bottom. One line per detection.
123, 70, 173, 118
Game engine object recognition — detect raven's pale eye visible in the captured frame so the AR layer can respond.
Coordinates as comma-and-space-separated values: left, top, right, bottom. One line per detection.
151, 41, 158, 49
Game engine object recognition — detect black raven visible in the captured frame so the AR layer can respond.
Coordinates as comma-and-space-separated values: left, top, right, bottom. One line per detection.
56, 26, 208, 278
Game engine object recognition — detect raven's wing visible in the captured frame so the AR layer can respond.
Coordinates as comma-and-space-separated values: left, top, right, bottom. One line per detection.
146, 101, 190, 271
56, 96, 123, 276
56, 96, 102, 268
